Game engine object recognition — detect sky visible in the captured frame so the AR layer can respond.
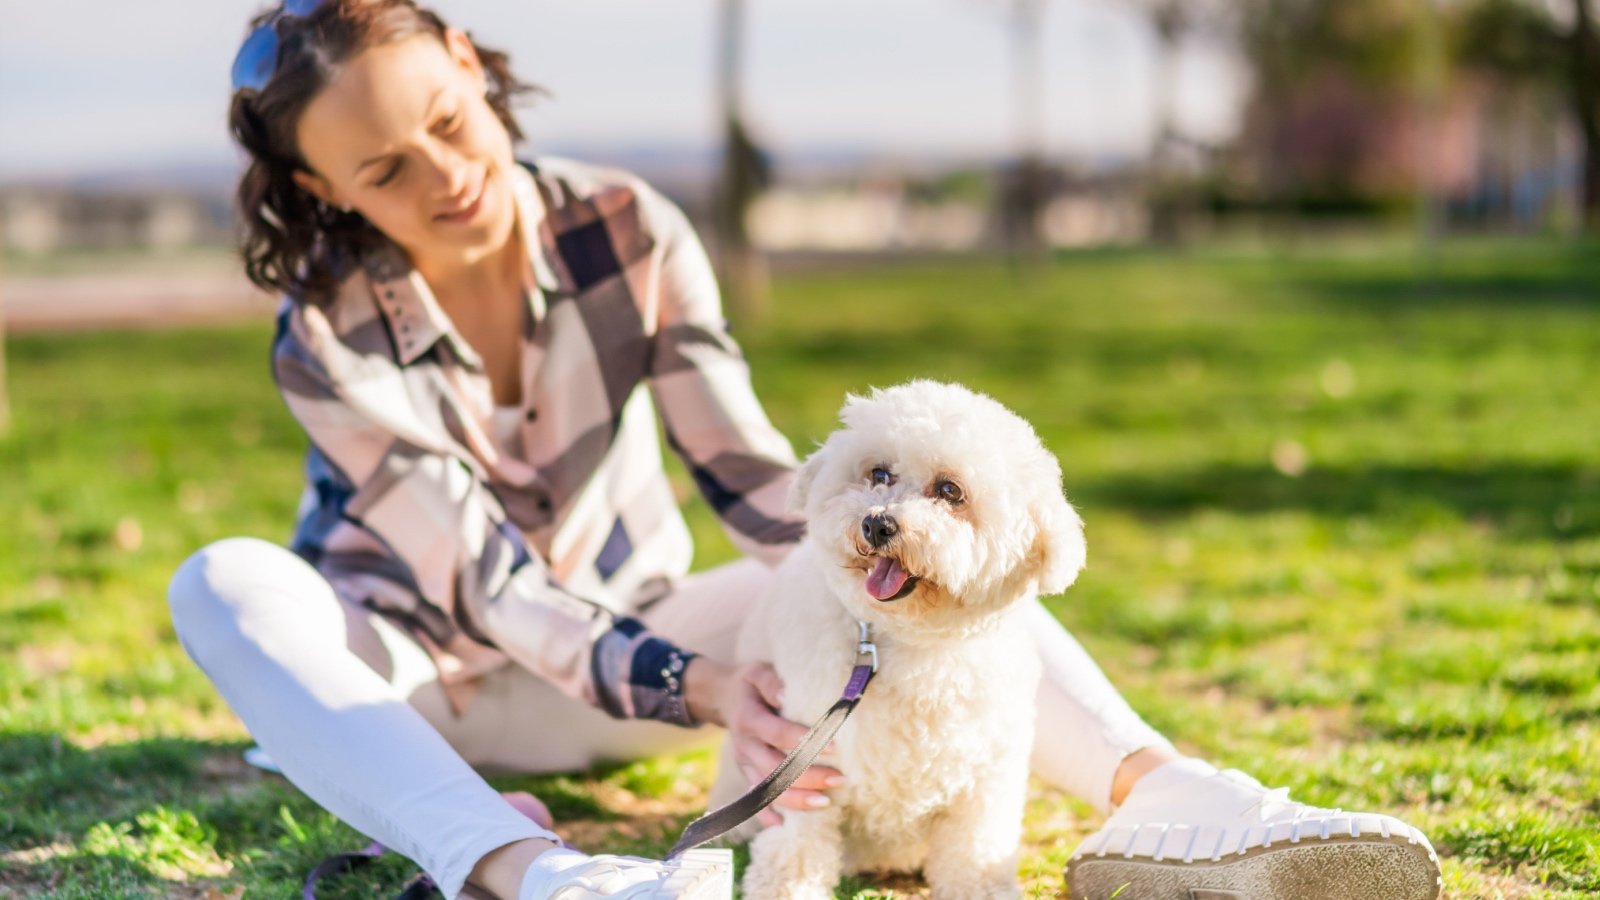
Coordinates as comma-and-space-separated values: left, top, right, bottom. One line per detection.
0, 0, 1251, 182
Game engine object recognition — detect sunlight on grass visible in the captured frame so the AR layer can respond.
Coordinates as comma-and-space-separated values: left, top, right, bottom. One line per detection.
4, 237, 1599, 897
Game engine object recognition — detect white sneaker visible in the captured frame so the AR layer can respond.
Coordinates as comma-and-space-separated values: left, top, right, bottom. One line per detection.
521, 847, 732, 900
1066, 760, 1442, 900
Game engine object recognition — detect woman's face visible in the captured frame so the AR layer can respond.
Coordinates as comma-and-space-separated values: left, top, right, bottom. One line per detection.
292, 29, 518, 272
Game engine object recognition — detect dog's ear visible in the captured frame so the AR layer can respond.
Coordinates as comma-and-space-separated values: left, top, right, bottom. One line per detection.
1030, 491, 1087, 596
787, 440, 832, 514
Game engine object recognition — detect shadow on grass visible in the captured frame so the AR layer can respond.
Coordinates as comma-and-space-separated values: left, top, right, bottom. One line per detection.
0, 731, 323, 896
0, 732, 249, 847
1291, 246, 1600, 312
1301, 273, 1599, 309
0, 731, 449, 897
0, 730, 715, 896
1079, 461, 1600, 541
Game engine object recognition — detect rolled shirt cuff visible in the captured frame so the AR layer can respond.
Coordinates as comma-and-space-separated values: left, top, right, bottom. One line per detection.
591, 617, 701, 727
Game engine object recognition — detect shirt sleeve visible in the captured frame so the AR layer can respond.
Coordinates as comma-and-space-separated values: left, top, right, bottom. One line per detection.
273, 308, 701, 726
636, 184, 808, 566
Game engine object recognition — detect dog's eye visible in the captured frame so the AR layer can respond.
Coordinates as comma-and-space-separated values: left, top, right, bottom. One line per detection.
870, 467, 894, 486
935, 480, 964, 504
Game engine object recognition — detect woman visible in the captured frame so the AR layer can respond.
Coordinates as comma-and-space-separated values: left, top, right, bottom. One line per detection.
169, 2, 1443, 898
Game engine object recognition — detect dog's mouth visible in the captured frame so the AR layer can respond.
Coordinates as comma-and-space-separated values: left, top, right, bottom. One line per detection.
865, 556, 921, 602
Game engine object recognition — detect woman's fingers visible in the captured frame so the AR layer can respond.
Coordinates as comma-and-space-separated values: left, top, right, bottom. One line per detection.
728, 661, 851, 827
499, 790, 555, 830
738, 690, 805, 750
739, 757, 831, 812
734, 735, 842, 792
733, 733, 785, 773
733, 735, 844, 811
743, 662, 786, 711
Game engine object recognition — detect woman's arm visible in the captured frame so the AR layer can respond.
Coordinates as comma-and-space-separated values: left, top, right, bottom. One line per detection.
637, 182, 807, 565
273, 306, 701, 725
632, 184, 841, 817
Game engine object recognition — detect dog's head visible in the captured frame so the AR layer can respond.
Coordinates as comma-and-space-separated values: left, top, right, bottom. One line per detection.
790, 380, 1085, 640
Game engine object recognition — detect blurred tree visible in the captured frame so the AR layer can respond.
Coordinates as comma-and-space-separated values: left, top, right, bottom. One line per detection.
1124, 0, 1236, 242
0, 291, 8, 435
1129, 0, 1191, 242
1456, 0, 1600, 230
999, 0, 1049, 264
714, 0, 772, 323
1234, 0, 1422, 208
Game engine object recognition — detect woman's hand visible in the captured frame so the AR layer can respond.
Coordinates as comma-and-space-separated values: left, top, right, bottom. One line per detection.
683, 658, 844, 827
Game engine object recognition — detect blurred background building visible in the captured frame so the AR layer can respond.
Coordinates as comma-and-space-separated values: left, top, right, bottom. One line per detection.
1, 0, 1595, 325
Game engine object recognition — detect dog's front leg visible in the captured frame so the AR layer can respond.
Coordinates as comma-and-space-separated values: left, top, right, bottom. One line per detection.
706, 739, 764, 846
923, 779, 1027, 900
741, 806, 844, 900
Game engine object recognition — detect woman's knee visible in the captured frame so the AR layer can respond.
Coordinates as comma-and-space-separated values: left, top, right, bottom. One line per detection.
168, 536, 331, 651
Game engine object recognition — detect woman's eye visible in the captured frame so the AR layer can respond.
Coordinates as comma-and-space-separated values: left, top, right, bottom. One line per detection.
437, 111, 461, 133
870, 467, 894, 486
936, 480, 964, 504
374, 161, 402, 188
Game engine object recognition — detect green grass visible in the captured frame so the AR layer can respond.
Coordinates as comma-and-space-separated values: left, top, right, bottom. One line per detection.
3, 236, 1598, 897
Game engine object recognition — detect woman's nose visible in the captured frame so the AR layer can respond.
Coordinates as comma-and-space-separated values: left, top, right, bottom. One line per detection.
427, 146, 470, 199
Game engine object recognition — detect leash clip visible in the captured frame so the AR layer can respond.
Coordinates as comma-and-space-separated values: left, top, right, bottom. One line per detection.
856, 619, 879, 673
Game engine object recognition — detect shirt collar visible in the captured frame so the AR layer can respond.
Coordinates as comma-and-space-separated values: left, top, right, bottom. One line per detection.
363, 160, 561, 367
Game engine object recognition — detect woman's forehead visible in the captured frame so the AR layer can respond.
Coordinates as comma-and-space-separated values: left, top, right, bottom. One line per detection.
296, 34, 461, 173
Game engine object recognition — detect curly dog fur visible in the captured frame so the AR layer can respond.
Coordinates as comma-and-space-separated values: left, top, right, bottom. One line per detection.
711, 380, 1087, 900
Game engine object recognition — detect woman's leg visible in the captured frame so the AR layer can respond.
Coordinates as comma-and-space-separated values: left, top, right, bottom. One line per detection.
1022, 605, 1441, 899
1025, 601, 1175, 813
168, 537, 556, 899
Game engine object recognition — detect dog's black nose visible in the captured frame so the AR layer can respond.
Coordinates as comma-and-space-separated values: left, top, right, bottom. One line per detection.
861, 514, 898, 548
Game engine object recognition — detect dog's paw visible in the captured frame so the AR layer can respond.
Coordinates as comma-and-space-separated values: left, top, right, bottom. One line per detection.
740, 869, 835, 900
929, 869, 1023, 900
743, 823, 843, 900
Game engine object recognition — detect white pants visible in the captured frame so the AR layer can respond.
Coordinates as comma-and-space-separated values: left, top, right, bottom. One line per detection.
168, 537, 1169, 898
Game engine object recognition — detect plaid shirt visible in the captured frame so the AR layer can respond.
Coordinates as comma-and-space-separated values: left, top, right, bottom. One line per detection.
272, 157, 805, 723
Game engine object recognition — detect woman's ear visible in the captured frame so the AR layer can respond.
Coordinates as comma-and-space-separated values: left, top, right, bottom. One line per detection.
443, 27, 486, 91
291, 169, 338, 208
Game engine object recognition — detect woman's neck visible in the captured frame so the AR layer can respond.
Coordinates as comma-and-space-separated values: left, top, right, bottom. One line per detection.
413, 228, 526, 308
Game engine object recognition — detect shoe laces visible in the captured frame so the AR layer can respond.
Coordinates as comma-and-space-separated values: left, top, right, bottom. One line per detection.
1218, 769, 1309, 822
1242, 785, 1295, 821
547, 856, 664, 899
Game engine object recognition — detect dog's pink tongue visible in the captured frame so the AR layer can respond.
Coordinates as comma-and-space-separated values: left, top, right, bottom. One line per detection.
865, 557, 909, 600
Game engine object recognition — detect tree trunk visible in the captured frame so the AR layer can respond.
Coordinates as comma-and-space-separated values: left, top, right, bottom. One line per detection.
714, 0, 769, 323
1415, 0, 1446, 275
1573, 0, 1600, 231
0, 281, 9, 436
1146, 1, 1187, 245
1003, 0, 1048, 264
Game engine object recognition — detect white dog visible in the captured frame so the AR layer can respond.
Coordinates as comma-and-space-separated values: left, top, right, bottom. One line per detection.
711, 380, 1087, 900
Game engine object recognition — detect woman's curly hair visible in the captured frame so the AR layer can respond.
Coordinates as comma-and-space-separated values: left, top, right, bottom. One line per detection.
228, 0, 537, 303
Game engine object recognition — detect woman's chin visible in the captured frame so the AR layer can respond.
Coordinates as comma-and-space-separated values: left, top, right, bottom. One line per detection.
431, 189, 515, 255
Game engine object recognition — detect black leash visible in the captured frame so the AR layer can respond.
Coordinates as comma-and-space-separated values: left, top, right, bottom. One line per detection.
302, 840, 439, 899
666, 621, 879, 859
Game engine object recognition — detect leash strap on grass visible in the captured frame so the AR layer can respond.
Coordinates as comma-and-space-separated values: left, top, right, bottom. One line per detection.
302, 840, 439, 899
668, 624, 879, 859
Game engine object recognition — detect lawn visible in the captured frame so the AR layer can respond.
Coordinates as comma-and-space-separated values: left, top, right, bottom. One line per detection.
2, 237, 1597, 898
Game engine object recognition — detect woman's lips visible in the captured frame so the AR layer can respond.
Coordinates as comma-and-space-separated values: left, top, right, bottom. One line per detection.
436, 177, 486, 223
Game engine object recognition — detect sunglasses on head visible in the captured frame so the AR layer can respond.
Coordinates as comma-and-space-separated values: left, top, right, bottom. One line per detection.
230, 0, 326, 94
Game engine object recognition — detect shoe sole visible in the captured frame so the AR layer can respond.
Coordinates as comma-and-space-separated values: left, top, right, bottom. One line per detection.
1066, 834, 1441, 900
653, 847, 733, 899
